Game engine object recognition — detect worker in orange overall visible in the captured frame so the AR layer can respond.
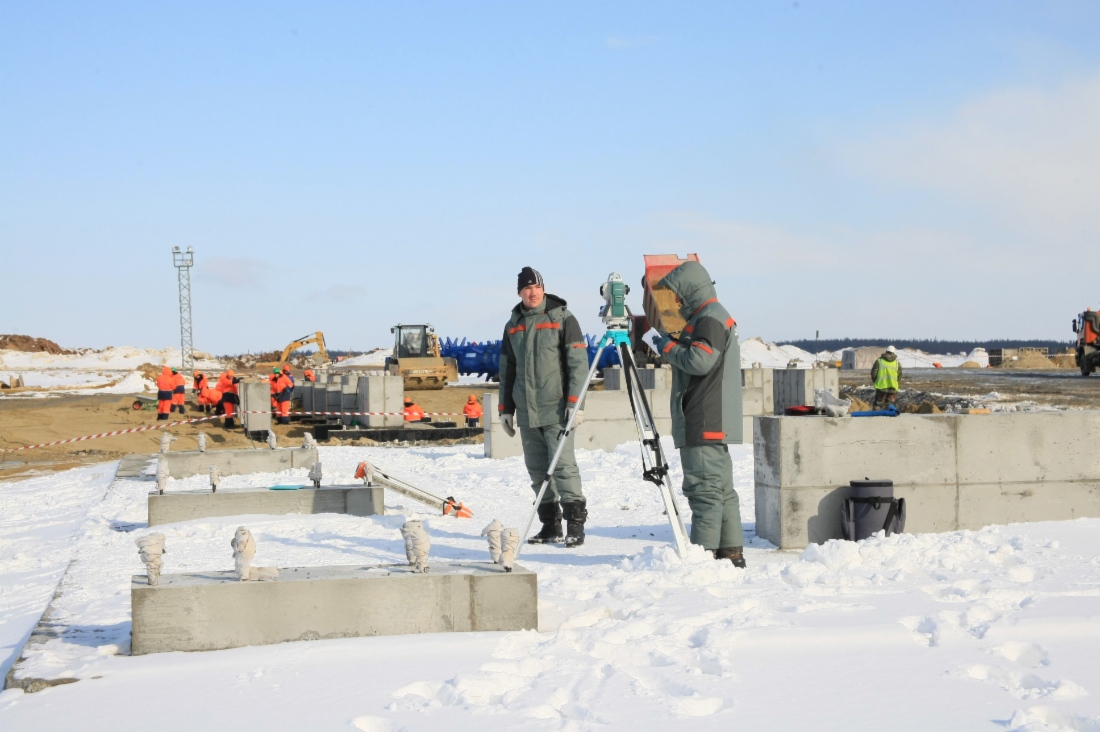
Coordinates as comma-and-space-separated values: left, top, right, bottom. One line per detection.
303, 368, 316, 382
155, 366, 174, 421
171, 368, 187, 414
192, 371, 208, 412
269, 368, 281, 412
463, 395, 483, 427
403, 397, 425, 422
217, 369, 240, 428
198, 385, 222, 413
274, 368, 294, 424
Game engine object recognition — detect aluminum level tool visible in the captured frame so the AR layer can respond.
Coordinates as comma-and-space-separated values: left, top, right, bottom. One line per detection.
354, 461, 473, 518
516, 272, 691, 558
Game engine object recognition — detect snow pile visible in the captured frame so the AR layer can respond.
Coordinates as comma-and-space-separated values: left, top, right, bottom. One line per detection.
333, 348, 391, 368
3, 444, 1100, 729
739, 337, 818, 369
0, 346, 221, 371
892, 347, 990, 369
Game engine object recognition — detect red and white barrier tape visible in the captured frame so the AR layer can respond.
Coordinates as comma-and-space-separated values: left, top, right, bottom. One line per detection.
1, 409, 474, 453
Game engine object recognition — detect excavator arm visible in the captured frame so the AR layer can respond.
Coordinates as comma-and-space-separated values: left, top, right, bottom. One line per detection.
278, 332, 329, 365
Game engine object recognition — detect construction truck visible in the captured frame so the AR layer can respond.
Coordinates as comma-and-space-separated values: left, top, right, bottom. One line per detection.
1073, 309, 1100, 376
257, 332, 330, 371
387, 324, 458, 390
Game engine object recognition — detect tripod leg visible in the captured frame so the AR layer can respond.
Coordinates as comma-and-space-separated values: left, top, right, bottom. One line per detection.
619, 344, 691, 557
515, 337, 610, 558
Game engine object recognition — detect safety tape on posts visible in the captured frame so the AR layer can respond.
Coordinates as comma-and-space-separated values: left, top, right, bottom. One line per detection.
2, 410, 472, 453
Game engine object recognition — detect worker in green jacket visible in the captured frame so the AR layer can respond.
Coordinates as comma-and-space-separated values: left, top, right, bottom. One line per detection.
498, 267, 591, 547
871, 346, 902, 409
653, 260, 746, 568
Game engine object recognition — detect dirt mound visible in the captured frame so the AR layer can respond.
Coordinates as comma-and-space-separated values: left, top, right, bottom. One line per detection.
0, 334, 72, 354
959, 361, 982, 369
136, 363, 164, 382
1051, 353, 1078, 369
998, 352, 1057, 369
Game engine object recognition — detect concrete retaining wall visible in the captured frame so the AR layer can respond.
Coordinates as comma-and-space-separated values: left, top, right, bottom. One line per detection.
772, 368, 839, 414
754, 411, 1100, 549
160, 447, 318, 479
148, 485, 383, 526
131, 562, 538, 654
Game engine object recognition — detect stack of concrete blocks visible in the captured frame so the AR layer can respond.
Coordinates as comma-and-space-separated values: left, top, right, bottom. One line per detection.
741, 366, 774, 442
772, 367, 839, 415
298, 372, 402, 427
841, 347, 885, 370
355, 374, 404, 428
131, 562, 538, 654
238, 381, 271, 434
754, 411, 1100, 549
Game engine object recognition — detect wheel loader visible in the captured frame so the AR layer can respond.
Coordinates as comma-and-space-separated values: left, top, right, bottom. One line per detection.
1073, 309, 1100, 376
387, 324, 458, 390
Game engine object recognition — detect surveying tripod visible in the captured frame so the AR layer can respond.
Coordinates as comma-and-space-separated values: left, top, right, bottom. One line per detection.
516, 273, 691, 558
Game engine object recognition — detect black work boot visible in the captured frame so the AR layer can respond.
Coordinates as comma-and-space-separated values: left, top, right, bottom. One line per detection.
715, 546, 746, 568
527, 501, 563, 544
561, 500, 588, 548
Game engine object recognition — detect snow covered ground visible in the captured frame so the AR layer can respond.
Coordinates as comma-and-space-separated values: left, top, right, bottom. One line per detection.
2, 444, 1100, 731
0, 347, 224, 396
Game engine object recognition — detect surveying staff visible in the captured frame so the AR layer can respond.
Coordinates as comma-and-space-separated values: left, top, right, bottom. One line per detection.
463, 395, 482, 427
653, 260, 747, 568
871, 346, 902, 409
155, 366, 174, 421
498, 267, 591, 547
171, 368, 186, 414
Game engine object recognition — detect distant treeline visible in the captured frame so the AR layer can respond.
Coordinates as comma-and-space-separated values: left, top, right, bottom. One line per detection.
779, 338, 1075, 354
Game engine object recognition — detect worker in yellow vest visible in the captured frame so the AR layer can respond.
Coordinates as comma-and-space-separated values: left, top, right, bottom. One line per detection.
871, 345, 902, 409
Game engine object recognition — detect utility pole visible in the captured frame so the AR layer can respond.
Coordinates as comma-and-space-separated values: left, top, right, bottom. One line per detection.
172, 246, 195, 375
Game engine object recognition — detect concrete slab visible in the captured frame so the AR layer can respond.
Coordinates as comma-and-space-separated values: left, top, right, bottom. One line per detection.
239, 381, 271, 434
160, 447, 318, 479
131, 562, 538, 654
773, 368, 839, 415
147, 485, 384, 526
754, 411, 1100, 549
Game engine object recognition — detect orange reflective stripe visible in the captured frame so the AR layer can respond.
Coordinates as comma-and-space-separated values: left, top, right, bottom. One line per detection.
535, 322, 561, 330
726, 317, 736, 328
662, 342, 675, 354
691, 298, 718, 317
508, 325, 526, 335
498, 404, 505, 411
571, 343, 587, 348
702, 431, 725, 440
684, 324, 694, 334
567, 395, 579, 403
692, 341, 714, 354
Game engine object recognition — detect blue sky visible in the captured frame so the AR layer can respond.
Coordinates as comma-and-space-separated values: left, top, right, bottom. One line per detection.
2, 1, 1099, 353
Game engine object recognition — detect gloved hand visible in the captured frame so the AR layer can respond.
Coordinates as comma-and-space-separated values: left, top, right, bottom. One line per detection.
565, 407, 585, 426
501, 413, 516, 437
654, 332, 673, 353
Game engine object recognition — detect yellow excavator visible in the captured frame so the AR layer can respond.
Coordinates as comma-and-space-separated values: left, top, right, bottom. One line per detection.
257, 332, 330, 370
387, 324, 458, 390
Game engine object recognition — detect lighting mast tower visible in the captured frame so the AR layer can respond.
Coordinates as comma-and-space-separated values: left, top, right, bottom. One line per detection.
172, 246, 195, 375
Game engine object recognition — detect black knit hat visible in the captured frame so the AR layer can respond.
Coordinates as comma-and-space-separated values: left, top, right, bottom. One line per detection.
517, 266, 544, 293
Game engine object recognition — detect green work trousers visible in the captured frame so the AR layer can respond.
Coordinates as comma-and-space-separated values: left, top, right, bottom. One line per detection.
680, 444, 744, 551
520, 424, 584, 505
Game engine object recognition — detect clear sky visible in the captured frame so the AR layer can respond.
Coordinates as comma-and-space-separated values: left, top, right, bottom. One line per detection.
2, 1, 1098, 353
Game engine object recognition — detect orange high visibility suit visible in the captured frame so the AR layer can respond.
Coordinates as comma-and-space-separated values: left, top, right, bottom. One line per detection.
193, 372, 207, 394
304, 369, 316, 382
274, 372, 294, 422
217, 370, 240, 426
171, 371, 186, 413
269, 373, 279, 410
155, 367, 174, 420
403, 400, 425, 422
198, 386, 222, 408
463, 395, 482, 427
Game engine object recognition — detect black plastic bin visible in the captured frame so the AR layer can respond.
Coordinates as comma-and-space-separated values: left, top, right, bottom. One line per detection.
841, 479, 906, 541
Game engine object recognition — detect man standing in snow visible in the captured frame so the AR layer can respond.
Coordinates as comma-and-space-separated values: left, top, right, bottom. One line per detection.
653, 260, 746, 568
498, 267, 591, 547
871, 346, 902, 409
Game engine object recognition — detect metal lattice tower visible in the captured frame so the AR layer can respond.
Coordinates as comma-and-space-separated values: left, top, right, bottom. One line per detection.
172, 246, 195, 375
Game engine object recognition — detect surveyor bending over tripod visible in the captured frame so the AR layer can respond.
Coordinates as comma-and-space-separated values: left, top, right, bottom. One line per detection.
654, 261, 747, 568
498, 267, 591, 547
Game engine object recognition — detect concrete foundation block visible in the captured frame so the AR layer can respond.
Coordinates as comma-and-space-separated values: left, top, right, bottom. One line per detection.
147, 484, 383, 526
131, 562, 538, 654
772, 368, 839, 415
160, 447, 318, 479
239, 381, 272, 434
754, 412, 1100, 549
